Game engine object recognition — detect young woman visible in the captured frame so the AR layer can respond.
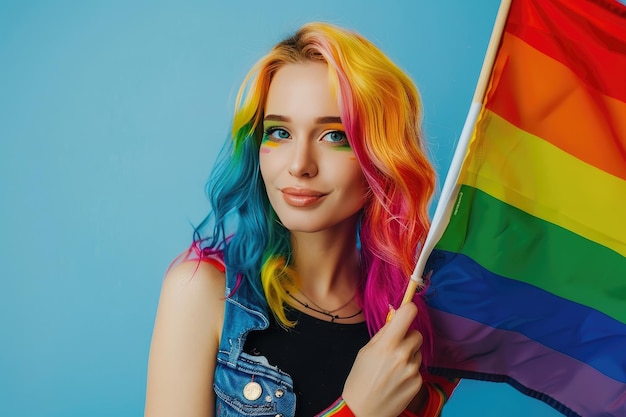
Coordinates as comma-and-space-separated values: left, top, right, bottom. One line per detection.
145, 22, 456, 417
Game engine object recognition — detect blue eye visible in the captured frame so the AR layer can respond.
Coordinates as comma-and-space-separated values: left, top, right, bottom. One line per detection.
323, 130, 348, 144
264, 127, 290, 140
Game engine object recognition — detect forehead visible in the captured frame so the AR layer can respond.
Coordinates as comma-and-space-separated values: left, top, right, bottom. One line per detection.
265, 62, 340, 118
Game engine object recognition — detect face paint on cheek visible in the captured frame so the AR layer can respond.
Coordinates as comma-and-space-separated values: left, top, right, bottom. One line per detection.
333, 144, 353, 152
260, 138, 280, 154
331, 144, 358, 161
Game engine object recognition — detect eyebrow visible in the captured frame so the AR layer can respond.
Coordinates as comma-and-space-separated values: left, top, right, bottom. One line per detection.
263, 115, 343, 124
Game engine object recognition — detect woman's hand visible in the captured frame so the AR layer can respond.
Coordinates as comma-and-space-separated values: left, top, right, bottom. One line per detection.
342, 303, 424, 417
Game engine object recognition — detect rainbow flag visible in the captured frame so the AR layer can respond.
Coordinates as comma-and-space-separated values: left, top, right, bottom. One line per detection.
423, 0, 626, 415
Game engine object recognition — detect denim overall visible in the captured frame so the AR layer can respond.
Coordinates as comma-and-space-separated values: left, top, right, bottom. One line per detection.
214, 276, 297, 417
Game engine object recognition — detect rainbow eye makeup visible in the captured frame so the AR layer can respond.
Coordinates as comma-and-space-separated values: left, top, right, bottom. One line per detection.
260, 125, 283, 153
260, 120, 351, 151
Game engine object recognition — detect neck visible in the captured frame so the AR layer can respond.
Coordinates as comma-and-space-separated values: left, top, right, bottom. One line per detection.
289, 216, 361, 298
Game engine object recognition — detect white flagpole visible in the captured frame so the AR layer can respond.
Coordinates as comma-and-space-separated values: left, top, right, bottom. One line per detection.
401, 0, 513, 306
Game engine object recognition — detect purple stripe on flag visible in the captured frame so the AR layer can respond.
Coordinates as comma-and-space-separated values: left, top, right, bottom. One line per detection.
428, 308, 626, 417
426, 249, 626, 383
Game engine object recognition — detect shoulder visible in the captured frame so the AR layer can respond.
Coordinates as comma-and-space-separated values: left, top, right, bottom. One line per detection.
156, 258, 226, 335
145, 258, 226, 416
152, 255, 227, 344
161, 258, 226, 296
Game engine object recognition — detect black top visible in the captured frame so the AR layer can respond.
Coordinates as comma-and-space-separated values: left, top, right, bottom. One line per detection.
244, 306, 370, 416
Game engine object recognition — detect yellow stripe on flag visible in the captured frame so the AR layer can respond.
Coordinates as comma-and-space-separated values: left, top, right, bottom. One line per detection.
460, 110, 626, 257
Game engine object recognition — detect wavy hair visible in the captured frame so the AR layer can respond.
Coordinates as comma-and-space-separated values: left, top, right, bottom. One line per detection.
194, 22, 435, 362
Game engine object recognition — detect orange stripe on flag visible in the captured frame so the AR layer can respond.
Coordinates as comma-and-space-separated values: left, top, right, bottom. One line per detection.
486, 32, 626, 181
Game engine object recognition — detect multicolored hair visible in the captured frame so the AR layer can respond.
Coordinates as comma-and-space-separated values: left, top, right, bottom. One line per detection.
194, 22, 435, 362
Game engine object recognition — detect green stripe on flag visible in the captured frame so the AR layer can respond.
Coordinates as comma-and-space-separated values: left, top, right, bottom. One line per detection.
437, 185, 626, 325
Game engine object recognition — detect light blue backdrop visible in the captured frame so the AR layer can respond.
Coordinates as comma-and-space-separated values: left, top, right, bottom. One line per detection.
0, 1, 565, 416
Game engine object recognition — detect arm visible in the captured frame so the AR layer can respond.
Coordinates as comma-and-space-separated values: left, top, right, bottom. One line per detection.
144, 260, 225, 417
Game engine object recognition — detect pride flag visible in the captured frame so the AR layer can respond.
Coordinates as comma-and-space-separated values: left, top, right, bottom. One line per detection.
422, 0, 626, 415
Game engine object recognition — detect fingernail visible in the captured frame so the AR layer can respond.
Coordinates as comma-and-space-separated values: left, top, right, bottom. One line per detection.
386, 304, 396, 323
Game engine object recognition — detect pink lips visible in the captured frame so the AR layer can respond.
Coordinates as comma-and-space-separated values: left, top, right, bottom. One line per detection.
280, 187, 326, 207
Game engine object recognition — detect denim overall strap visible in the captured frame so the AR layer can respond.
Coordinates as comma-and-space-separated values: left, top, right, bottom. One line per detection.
214, 273, 297, 417
219, 277, 270, 363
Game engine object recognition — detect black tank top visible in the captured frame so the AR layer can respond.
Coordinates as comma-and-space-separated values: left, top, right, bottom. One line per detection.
244, 306, 370, 416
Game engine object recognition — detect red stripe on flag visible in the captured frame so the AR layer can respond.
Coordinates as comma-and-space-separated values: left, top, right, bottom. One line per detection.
505, 0, 626, 102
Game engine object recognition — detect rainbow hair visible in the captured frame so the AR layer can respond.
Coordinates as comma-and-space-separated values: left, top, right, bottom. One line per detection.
195, 22, 435, 363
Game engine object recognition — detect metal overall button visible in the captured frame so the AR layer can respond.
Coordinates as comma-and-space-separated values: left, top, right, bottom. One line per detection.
242, 381, 262, 401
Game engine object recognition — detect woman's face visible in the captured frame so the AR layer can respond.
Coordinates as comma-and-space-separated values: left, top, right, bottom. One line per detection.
259, 61, 368, 234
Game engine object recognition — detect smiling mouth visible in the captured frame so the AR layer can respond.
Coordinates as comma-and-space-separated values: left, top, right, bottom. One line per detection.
280, 188, 326, 207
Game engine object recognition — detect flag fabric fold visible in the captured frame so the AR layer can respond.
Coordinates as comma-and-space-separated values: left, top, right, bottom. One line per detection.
425, 0, 626, 416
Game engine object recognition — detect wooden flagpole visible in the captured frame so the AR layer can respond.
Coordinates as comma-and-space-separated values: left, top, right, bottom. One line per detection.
400, 0, 513, 307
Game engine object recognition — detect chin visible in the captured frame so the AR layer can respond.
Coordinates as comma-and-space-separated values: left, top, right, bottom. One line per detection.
274, 211, 361, 235
278, 221, 329, 234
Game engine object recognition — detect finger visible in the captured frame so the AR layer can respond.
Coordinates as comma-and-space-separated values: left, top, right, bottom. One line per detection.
413, 350, 422, 365
404, 329, 424, 351
369, 303, 418, 344
400, 330, 423, 357
384, 302, 418, 341
398, 330, 423, 363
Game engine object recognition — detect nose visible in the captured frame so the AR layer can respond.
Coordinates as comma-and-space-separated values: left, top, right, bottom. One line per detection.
288, 140, 318, 178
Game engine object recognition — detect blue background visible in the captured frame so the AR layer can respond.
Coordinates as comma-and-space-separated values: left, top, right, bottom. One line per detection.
0, 1, 567, 416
